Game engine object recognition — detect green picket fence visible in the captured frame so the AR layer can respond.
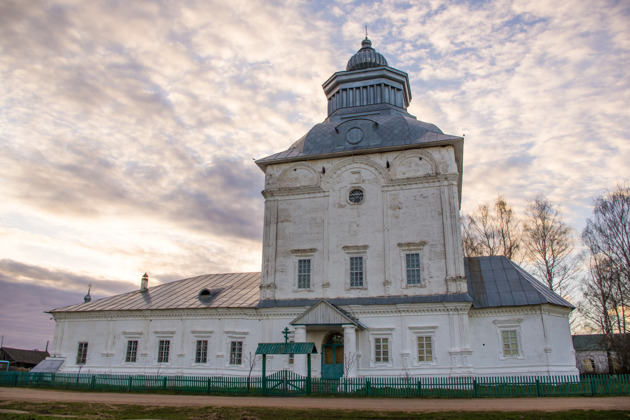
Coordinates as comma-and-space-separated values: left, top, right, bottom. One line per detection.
1, 371, 629, 398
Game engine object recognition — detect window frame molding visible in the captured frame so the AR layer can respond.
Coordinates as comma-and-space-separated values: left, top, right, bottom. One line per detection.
154, 331, 175, 365
347, 186, 365, 205
409, 326, 437, 366
76, 342, 88, 366
397, 241, 427, 289
191, 330, 213, 366
368, 327, 394, 367
493, 318, 524, 360
121, 331, 142, 365
343, 245, 369, 290
291, 248, 317, 292
124, 339, 139, 364
225, 330, 248, 367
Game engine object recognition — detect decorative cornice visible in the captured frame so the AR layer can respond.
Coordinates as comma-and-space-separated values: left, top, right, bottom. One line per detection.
262, 186, 327, 198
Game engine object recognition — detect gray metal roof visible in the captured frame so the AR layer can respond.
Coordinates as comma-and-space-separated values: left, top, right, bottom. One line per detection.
49, 272, 261, 313
465, 256, 574, 309
346, 37, 388, 71
31, 358, 65, 373
572, 334, 606, 352
50, 257, 573, 314
256, 113, 461, 166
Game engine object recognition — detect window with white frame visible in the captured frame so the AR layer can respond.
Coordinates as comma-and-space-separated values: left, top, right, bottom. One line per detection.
409, 325, 437, 365
374, 337, 389, 363
230, 341, 243, 365
297, 259, 311, 289
398, 242, 427, 288
405, 253, 421, 285
343, 245, 368, 290
125, 340, 138, 363
494, 318, 523, 359
195, 340, 208, 364
417, 336, 433, 362
157, 340, 170, 363
501, 330, 519, 357
349, 256, 364, 288
291, 248, 316, 291
76, 342, 88, 365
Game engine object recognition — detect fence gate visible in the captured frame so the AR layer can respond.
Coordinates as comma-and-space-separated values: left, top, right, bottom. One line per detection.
264, 370, 308, 396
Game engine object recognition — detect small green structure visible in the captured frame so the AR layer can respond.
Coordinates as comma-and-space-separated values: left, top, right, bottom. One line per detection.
255, 327, 317, 394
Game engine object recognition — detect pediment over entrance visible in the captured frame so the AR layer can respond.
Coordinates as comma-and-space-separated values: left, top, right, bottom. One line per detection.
290, 300, 365, 329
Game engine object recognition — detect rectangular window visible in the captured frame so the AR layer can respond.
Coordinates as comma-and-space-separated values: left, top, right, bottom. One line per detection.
157, 340, 170, 363
406, 253, 421, 285
374, 337, 389, 363
502, 330, 519, 357
195, 340, 208, 364
297, 259, 311, 289
125, 340, 138, 363
230, 341, 243, 365
76, 342, 88, 365
417, 336, 433, 362
349, 256, 364, 288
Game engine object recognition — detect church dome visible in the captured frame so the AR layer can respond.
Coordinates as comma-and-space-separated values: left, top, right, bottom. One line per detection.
346, 38, 388, 71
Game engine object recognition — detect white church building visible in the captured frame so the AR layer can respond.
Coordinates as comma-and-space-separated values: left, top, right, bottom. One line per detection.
46, 38, 578, 378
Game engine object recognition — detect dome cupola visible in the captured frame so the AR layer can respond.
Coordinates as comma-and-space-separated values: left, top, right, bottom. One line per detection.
346, 37, 388, 71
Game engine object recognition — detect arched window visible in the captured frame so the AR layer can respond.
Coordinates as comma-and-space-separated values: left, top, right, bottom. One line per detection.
583, 358, 596, 372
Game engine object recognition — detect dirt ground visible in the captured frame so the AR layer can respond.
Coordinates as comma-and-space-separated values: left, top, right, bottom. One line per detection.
2, 387, 630, 412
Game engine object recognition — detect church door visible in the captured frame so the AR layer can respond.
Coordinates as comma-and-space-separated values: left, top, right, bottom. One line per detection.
321, 332, 344, 379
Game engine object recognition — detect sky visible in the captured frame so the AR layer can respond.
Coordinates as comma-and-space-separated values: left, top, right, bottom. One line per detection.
1, 0, 629, 351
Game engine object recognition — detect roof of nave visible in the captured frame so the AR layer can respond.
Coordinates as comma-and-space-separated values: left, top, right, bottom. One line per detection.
49, 272, 261, 313
50, 257, 572, 314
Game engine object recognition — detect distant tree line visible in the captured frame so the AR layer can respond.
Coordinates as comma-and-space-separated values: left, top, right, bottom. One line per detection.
461, 185, 630, 373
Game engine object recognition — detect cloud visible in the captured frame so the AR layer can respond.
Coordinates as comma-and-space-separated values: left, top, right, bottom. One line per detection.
0, 0, 629, 348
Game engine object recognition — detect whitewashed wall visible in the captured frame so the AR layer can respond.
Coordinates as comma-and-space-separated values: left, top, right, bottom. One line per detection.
260, 146, 466, 302
51, 302, 577, 377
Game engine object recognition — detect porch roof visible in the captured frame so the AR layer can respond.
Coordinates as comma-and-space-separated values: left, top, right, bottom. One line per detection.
255, 342, 317, 355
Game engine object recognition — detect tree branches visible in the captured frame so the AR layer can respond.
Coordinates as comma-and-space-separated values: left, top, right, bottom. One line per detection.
523, 196, 579, 299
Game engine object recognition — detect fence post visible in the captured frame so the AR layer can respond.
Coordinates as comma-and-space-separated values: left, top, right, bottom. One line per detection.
163, 376, 167, 390
473, 379, 477, 398
590, 377, 596, 397
307, 354, 311, 395
417, 380, 422, 397
535, 379, 540, 397
263, 354, 267, 395
91, 375, 96, 390
366, 379, 371, 396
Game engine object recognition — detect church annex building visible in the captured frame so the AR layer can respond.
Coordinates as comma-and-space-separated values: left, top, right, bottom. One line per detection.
45, 39, 578, 378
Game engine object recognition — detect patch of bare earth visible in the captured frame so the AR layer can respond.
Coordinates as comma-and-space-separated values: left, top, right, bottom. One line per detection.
2, 388, 630, 412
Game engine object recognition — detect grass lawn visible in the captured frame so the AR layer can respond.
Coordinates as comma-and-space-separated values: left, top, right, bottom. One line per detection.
0, 401, 628, 420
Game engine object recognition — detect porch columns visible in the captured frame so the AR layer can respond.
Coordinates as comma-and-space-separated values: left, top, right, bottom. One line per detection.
293, 325, 307, 376
343, 325, 358, 378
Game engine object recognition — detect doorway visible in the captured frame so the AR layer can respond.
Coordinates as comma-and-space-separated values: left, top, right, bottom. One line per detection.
321, 332, 344, 379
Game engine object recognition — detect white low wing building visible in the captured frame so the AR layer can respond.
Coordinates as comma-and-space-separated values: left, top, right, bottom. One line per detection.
47, 39, 578, 378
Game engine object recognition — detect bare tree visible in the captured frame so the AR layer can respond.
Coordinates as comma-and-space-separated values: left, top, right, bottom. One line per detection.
461, 195, 522, 261
523, 196, 580, 299
343, 352, 357, 378
244, 352, 257, 391
580, 255, 621, 372
582, 185, 630, 290
581, 185, 630, 372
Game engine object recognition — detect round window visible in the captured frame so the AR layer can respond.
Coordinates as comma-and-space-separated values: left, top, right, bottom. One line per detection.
348, 188, 364, 204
